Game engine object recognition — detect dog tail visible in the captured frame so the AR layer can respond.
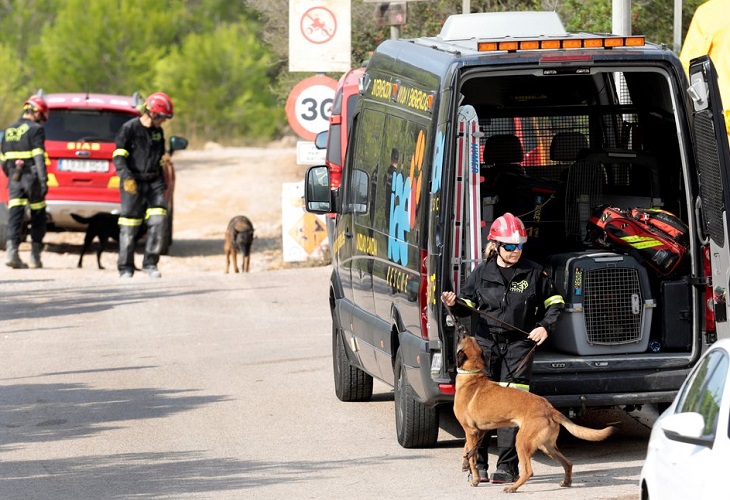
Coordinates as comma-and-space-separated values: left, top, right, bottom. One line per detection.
556, 412, 617, 442
71, 213, 90, 225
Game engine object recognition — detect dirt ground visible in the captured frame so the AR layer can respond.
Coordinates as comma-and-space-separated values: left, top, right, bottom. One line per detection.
15, 142, 324, 275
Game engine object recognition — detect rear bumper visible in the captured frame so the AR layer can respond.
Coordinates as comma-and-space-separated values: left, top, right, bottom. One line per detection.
45, 200, 121, 230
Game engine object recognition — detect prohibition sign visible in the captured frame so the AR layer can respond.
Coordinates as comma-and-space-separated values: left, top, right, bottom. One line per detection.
286, 75, 338, 141
300, 6, 337, 45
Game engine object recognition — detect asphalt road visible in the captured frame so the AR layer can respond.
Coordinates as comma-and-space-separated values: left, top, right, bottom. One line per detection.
0, 263, 653, 499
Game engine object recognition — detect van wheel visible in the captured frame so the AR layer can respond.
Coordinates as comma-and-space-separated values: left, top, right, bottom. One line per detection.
394, 349, 439, 448
333, 322, 373, 402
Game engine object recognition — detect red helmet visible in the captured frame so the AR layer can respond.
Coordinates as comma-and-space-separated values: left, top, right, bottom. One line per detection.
145, 92, 174, 119
488, 213, 528, 244
24, 95, 49, 122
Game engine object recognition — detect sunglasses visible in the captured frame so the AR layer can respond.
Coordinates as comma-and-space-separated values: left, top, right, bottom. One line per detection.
499, 243, 524, 251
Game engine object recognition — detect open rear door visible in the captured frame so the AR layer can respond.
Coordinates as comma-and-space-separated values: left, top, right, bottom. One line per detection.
689, 55, 730, 340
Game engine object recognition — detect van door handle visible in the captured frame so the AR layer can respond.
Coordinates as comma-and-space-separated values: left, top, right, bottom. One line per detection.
345, 231, 353, 238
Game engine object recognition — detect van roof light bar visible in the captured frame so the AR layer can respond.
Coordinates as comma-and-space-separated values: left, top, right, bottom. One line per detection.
477, 35, 645, 52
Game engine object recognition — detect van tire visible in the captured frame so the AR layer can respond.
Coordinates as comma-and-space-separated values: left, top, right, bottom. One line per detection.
333, 323, 373, 402
394, 349, 439, 448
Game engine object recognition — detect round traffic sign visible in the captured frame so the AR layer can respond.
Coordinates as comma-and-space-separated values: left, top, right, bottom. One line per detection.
285, 75, 338, 141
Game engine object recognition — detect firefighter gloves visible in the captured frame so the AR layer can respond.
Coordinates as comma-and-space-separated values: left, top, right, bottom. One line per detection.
123, 178, 137, 194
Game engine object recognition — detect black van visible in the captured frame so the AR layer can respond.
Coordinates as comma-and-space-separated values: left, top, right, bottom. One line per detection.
304, 11, 730, 448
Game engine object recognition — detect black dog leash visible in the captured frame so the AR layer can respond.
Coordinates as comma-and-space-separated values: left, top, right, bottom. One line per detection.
445, 297, 538, 376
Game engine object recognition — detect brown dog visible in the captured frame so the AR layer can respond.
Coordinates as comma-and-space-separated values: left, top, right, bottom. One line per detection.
224, 215, 255, 273
454, 335, 616, 493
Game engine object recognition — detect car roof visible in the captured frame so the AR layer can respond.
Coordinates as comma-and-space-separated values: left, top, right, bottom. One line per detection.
44, 93, 139, 113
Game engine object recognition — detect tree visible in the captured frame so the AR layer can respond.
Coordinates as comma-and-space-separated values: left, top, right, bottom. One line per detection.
154, 22, 284, 142
30, 0, 183, 94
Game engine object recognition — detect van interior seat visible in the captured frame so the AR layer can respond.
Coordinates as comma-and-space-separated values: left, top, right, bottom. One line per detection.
482, 133, 525, 182
529, 131, 590, 181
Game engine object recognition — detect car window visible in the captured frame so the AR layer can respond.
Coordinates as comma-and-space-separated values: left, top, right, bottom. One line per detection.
675, 349, 729, 438
45, 110, 137, 142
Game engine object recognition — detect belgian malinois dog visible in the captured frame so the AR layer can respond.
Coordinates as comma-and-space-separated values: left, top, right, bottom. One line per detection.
454, 335, 617, 493
224, 215, 255, 273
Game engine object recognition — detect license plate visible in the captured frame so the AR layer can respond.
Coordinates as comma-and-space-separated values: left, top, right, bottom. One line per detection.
58, 159, 109, 173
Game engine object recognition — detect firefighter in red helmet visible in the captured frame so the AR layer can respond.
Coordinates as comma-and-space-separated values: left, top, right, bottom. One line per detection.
112, 92, 174, 278
1, 94, 50, 268
442, 212, 565, 484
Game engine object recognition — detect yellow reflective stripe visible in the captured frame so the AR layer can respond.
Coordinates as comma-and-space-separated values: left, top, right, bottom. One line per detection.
499, 382, 530, 391
0, 153, 5, 162
118, 217, 143, 227
620, 235, 662, 249
5, 151, 33, 159
8, 198, 28, 208
145, 207, 167, 218
113, 148, 129, 157
462, 298, 476, 308
47, 173, 59, 187
31, 147, 45, 157
44, 151, 50, 166
108, 176, 120, 189
29, 200, 46, 210
544, 294, 565, 307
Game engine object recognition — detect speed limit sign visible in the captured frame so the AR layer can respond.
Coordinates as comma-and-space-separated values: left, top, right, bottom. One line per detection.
285, 75, 339, 141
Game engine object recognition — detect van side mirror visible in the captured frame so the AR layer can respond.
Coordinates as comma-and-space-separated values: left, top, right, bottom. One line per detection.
315, 130, 328, 149
169, 136, 189, 155
304, 165, 332, 213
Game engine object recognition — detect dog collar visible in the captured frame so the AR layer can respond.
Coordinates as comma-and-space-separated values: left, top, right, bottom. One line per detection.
456, 368, 482, 374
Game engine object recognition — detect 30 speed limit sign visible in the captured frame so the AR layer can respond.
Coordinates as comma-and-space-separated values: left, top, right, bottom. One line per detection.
285, 75, 339, 141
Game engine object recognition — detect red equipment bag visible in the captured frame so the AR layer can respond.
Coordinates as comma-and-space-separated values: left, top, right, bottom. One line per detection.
588, 206, 688, 277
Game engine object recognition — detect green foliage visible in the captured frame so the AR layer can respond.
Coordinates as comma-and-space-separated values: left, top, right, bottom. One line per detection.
31, 0, 183, 94
154, 22, 283, 143
0, 0, 719, 142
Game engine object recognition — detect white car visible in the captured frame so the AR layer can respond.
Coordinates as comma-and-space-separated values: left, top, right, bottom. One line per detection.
640, 338, 730, 499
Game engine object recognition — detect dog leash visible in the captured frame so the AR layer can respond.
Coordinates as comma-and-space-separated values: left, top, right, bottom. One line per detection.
445, 298, 538, 376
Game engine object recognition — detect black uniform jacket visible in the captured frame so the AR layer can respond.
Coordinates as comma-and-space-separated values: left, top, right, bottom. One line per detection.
112, 117, 166, 182
453, 257, 565, 339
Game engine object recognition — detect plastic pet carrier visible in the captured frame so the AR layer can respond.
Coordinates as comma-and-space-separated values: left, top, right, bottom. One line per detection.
545, 251, 655, 355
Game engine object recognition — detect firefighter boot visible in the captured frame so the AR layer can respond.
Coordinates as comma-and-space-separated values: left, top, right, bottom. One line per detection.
29, 242, 43, 269
5, 240, 28, 269
117, 225, 137, 278
142, 214, 165, 278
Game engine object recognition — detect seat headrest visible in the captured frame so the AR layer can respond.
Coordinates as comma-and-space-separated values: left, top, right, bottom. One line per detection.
550, 131, 588, 162
483, 134, 524, 164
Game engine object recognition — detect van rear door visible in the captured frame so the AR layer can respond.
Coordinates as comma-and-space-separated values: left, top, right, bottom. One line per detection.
689, 55, 730, 340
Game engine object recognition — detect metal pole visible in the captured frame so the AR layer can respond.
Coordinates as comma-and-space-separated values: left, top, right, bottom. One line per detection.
612, 0, 632, 35
391, 25, 400, 40
462, 0, 470, 14
674, 0, 683, 53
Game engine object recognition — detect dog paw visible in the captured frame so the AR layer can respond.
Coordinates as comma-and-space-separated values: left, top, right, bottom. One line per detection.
503, 486, 518, 493
559, 480, 572, 488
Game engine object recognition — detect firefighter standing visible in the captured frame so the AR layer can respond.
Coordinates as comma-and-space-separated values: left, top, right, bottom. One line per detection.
442, 213, 565, 484
1, 95, 49, 269
112, 92, 174, 278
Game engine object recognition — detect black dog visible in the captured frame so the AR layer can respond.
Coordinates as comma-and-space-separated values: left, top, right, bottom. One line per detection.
71, 213, 146, 269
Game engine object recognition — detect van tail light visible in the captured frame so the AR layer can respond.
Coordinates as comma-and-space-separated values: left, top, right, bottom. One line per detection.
419, 249, 429, 340
704, 245, 716, 335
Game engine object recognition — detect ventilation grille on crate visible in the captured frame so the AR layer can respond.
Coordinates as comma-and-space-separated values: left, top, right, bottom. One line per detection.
583, 267, 643, 345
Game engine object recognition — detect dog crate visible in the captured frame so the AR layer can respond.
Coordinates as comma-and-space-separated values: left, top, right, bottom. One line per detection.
545, 251, 655, 355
